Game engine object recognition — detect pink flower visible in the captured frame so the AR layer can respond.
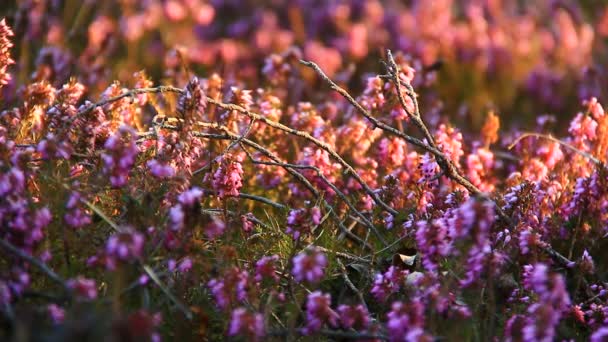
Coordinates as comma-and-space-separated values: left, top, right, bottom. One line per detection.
371, 266, 408, 302
338, 304, 370, 330
303, 291, 338, 334
228, 308, 265, 341
67, 277, 97, 300
147, 159, 175, 179
292, 249, 327, 284
47, 304, 65, 324
101, 125, 139, 188
106, 228, 145, 264
255, 255, 279, 283
212, 154, 244, 198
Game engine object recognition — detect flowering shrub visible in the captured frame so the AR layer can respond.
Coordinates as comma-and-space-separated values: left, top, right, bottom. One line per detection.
1, 1, 608, 341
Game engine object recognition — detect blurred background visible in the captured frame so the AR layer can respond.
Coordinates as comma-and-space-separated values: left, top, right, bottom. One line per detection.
1, 0, 607, 130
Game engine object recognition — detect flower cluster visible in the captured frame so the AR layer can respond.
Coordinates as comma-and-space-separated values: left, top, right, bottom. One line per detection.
1, 2, 608, 340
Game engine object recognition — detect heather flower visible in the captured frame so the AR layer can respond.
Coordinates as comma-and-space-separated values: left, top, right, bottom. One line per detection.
67, 277, 97, 300
0, 18, 14, 89
386, 300, 429, 342
415, 219, 451, 272
241, 213, 255, 233
360, 76, 386, 111
371, 266, 408, 302
212, 154, 244, 198
178, 76, 207, 120
101, 125, 139, 188
64, 191, 92, 229
520, 264, 571, 342
204, 218, 226, 239
418, 153, 439, 186
579, 249, 595, 274
177, 187, 204, 206
208, 267, 251, 310
292, 248, 327, 284
591, 327, 608, 342
378, 137, 407, 168
147, 159, 176, 179
176, 258, 193, 273
230, 86, 253, 110
228, 308, 265, 341
337, 304, 370, 330
255, 255, 279, 283
105, 228, 145, 264
285, 206, 322, 240
169, 205, 185, 231
37, 133, 73, 160
303, 291, 338, 334
47, 304, 65, 324
435, 124, 464, 168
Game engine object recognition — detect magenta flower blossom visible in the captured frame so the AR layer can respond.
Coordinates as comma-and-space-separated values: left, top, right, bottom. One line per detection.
285, 206, 322, 240
101, 125, 139, 188
292, 248, 327, 284
64, 191, 91, 229
371, 266, 408, 302
228, 307, 265, 341
177, 187, 204, 206
337, 304, 370, 330
303, 291, 338, 335
147, 159, 176, 179
105, 228, 145, 264
204, 218, 226, 239
177, 76, 207, 118
520, 263, 572, 342
0, 18, 14, 88
255, 255, 280, 283
591, 327, 608, 342
47, 304, 65, 324
212, 154, 244, 198
67, 277, 97, 300
386, 300, 429, 342
208, 267, 251, 310
240, 213, 256, 233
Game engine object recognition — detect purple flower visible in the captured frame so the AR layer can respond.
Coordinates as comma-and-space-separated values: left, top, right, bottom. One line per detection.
101, 125, 139, 188
212, 154, 244, 198
208, 268, 250, 310
177, 187, 204, 206
386, 300, 428, 342
286, 206, 322, 240
47, 304, 65, 324
255, 255, 279, 283
303, 291, 338, 334
106, 228, 145, 264
228, 308, 265, 341
292, 248, 327, 284
204, 218, 225, 239
177, 76, 207, 119
371, 266, 408, 302
147, 159, 175, 179
337, 304, 370, 330
591, 327, 608, 342
520, 263, 571, 342
64, 191, 91, 229
67, 277, 97, 300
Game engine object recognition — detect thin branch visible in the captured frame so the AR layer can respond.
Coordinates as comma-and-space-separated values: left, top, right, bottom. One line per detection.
205, 97, 398, 216
0, 239, 68, 291
508, 132, 602, 166
336, 259, 368, 310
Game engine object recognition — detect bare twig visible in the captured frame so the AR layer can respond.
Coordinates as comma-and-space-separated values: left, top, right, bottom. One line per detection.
337, 259, 368, 310
0, 239, 68, 291
508, 132, 602, 166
